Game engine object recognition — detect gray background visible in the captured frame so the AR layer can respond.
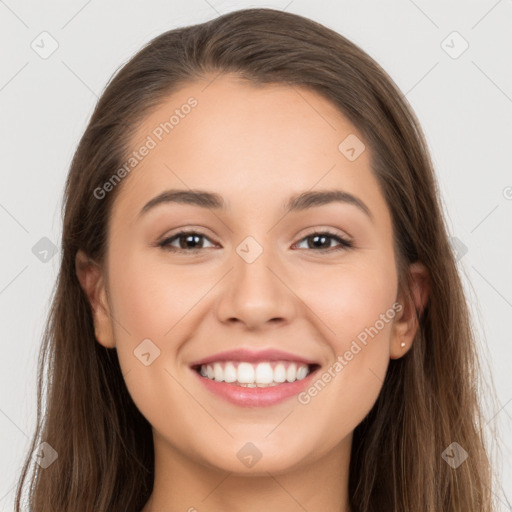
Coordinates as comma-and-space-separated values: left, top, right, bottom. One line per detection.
1, 0, 511, 509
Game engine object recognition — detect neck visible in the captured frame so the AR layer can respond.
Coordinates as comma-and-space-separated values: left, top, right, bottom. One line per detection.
141, 431, 353, 512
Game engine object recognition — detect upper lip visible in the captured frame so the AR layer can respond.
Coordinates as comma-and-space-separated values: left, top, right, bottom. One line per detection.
189, 348, 319, 367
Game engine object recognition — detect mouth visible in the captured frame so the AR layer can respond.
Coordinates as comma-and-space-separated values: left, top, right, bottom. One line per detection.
189, 355, 321, 407
191, 360, 321, 387
188, 348, 321, 407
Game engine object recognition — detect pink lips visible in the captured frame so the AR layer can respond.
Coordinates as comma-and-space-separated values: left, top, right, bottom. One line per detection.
193, 370, 318, 407
189, 348, 318, 367
189, 348, 320, 407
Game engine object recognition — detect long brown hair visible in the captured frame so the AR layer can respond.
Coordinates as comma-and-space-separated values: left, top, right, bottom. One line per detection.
15, 8, 497, 511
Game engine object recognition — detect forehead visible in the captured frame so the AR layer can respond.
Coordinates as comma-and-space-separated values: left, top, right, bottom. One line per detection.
110, 74, 389, 225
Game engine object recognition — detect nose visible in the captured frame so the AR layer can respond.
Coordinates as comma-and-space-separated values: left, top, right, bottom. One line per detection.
215, 243, 298, 331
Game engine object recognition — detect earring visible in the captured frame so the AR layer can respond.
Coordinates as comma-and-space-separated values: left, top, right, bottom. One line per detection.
400, 341, 406, 348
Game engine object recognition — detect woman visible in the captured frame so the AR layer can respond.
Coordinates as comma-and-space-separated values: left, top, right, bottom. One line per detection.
15, 7, 496, 511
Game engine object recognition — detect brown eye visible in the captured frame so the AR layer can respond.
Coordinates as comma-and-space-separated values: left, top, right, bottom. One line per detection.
159, 231, 216, 252
295, 231, 353, 252
157, 230, 353, 255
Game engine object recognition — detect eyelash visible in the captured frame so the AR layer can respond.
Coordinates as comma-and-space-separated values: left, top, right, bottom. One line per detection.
157, 229, 354, 254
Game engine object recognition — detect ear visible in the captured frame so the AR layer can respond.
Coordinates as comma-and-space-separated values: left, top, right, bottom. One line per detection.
75, 249, 115, 348
390, 261, 430, 359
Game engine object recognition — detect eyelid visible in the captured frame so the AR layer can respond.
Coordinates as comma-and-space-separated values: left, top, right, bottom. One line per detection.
293, 229, 354, 251
157, 229, 218, 250
298, 226, 353, 243
157, 227, 354, 254
157, 225, 216, 243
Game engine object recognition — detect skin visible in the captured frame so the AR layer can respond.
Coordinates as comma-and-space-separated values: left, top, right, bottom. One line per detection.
76, 74, 429, 512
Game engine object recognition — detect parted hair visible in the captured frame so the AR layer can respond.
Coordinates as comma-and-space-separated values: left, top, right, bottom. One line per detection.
15, 8, 495, 511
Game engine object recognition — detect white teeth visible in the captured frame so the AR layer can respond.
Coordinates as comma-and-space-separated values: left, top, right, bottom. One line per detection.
237, 362, 255, 384
198, 361, 312, 386
274, 363, 287, 383
223, 362, 237, 383
286, 364, 296, 382
213, 362, 224, 382
255, 362, 273, 384
296, 366, 308, 380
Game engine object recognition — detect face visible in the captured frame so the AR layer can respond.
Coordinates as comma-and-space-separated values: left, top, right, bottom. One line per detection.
78, 74, 423, 476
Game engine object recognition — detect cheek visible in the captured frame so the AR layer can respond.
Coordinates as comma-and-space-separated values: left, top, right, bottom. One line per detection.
292, 260, 397, 428
108, 245, 212, 340
105, 247, 207, 441
104, 243, 201, 394
304, 258, 398, 352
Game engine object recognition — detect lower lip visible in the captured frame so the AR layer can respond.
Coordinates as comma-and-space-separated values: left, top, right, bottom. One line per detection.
191, 367, 318, 407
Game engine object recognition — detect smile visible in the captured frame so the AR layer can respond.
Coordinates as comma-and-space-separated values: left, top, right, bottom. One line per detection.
189, 348, 321, 406
195, 360, 316, 387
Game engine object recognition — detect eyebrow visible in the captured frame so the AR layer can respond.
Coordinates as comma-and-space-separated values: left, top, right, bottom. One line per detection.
139, 188, 373, 220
